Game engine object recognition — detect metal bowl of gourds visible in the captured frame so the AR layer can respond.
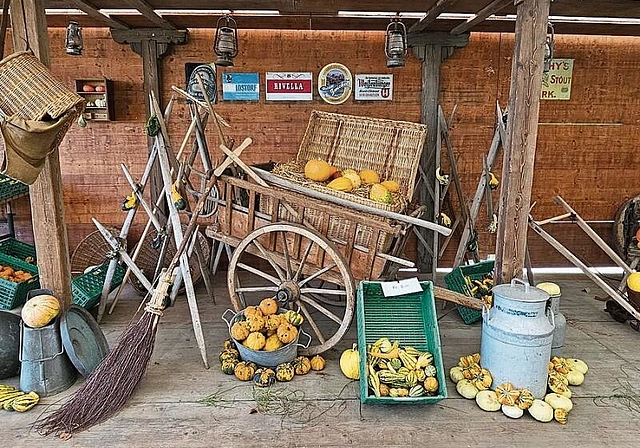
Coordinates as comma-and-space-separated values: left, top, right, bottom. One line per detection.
221, 298, 310, 367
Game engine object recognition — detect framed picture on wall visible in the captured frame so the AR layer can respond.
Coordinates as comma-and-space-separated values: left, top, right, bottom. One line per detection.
185, 62, 218, 103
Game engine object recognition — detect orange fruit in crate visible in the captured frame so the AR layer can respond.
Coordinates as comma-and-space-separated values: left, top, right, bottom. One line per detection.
304, 159, 332, 182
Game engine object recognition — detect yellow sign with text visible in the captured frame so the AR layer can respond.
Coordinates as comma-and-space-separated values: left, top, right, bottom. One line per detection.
541, 59, 574, 100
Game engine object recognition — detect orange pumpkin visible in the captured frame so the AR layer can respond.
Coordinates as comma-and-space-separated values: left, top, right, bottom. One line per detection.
230, 321, 250, 341
258, 297, 279, 316
21, 294, 60, 328
276, 322, 298, 345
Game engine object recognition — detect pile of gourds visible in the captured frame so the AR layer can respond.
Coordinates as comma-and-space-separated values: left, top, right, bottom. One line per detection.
229, 298, 304, 351
219, 339, 325, 387
0, 385, 39, 412
451, 353, 589, 424
362, 337, 440, 398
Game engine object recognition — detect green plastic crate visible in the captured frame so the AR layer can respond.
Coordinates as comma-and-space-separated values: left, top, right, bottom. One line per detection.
0, 174, 29, 203
357, 281, 448, 404
0, 238, 36, 264
444, 260, 495, 325
0, 253, 40, 310
72, 262, 126, 309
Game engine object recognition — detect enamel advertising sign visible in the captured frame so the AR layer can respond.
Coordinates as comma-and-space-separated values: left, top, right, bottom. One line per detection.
265, 72, 313, 101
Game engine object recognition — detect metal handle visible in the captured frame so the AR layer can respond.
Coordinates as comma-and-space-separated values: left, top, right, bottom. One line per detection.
221, 308, 238, 329
547, 306, 555, 328
482, 303, 492, 323
511, 277, 530, 293
297, 328, 312, 349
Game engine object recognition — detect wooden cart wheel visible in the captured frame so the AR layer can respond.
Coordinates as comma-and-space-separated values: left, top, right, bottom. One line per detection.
228, 222, 355, 356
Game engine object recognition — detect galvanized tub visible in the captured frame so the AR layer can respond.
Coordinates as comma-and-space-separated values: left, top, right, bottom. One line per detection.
222, 309, 310, 367
480, 278, 554, 398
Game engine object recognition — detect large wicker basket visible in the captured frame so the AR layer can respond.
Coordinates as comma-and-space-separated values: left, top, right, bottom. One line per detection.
263, 110, 427, 252
0, 51, 84, 121
0, 51, 84, 155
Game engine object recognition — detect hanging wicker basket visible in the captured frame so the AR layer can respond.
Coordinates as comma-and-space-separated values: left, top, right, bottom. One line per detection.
0, 51, 84, 122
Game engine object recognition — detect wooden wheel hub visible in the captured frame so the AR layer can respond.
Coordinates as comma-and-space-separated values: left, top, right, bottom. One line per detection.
276, 281, 300, 305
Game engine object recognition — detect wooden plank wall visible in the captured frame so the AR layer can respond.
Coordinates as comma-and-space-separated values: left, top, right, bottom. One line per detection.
2, 28, 639, 268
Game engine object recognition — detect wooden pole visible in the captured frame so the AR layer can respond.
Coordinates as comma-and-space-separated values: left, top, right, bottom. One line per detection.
414, 44, 442, 279
494, 0, 551, 284
10, 0, 73, 306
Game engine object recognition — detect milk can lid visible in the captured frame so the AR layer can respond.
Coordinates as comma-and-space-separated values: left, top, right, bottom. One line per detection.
60, 305, 109, 377
492, 279, 550, 303
536, 282, 561, 297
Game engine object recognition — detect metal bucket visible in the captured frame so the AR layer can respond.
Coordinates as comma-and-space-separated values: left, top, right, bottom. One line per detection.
537, 282, 566, 357
222, 309, 311, 368
480, 278, 554, 398
0, 310, 21, 379
19, 317, 77, 397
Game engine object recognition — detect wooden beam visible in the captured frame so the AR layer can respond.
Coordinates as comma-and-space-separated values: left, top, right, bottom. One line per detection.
110, 28, 188, 45
494, 0, 551, 284
10, 0, 73, 308
67, 0, 130, 29
409, 0, 459, 34
450, 0, 513, 35
407, 31, 469, 47
124, 0, 176, 30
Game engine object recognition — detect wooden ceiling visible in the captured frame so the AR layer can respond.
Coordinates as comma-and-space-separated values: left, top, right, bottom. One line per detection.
39, 1, 640, 36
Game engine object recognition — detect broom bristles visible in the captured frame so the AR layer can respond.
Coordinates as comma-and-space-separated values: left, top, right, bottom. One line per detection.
36, 311, 159, 436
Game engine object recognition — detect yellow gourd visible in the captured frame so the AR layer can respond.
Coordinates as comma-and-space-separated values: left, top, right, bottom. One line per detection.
264, 334, 284, 351
341, 169, 361, 188
369, 184, 393, 204
244, 306, 263, 318
380, 180, 400, 193
310, 355, 326, 371
265, 314, 283, 332
359, 169, 380, 185
21, 294, 60, 328
230, 321, 250, 341
304, 159, 333, 182
327, 177, 353, 192
627, 272, 640, 292
243, 332, 266, 350
339, 344, 360, 379
276, 322, 298, 344
246, 314, 265, 332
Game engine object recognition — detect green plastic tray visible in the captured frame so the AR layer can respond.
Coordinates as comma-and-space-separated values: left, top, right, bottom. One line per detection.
444, 260, 495, 325
357, 281, 448, 404
0, 253, 40, 310
72, 262, 126, 309
0, 174, 29, 202
0, 238, 36, 264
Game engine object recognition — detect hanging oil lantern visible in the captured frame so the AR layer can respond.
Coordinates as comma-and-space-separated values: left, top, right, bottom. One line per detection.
214, 15, 239, 67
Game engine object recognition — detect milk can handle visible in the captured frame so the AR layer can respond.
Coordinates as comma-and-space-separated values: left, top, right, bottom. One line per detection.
547, 307, 555, 328
510, 277, 530, 292
482, 303, 492, 323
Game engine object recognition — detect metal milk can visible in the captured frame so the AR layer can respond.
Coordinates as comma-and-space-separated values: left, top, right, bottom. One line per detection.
536, 282, 566, 358
480, 278, 554, 398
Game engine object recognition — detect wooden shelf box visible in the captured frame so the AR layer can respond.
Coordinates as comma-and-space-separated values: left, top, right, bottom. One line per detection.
75, 78, 115, 121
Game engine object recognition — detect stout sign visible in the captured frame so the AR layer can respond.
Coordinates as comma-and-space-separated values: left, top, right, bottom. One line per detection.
265, 72, 313, 101
541, 59, 574, 101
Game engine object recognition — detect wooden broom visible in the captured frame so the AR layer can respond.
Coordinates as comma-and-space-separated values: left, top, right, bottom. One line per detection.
36, 174, 217, 437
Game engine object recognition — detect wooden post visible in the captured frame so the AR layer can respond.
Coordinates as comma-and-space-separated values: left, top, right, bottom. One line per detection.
495, 0, 551, 283
111, 29, 188, 209
10, 0, 73, 307
414, 44, 441, 280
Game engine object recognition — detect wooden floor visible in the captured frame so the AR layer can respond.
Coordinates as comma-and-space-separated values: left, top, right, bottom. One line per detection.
3, 273, 640, 447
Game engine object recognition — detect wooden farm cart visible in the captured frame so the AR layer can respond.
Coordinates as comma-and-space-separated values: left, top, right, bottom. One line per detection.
205, 111, 452, 356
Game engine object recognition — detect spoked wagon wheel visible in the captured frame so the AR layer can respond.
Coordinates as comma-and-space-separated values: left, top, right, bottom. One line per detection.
228, 222, 355, 356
